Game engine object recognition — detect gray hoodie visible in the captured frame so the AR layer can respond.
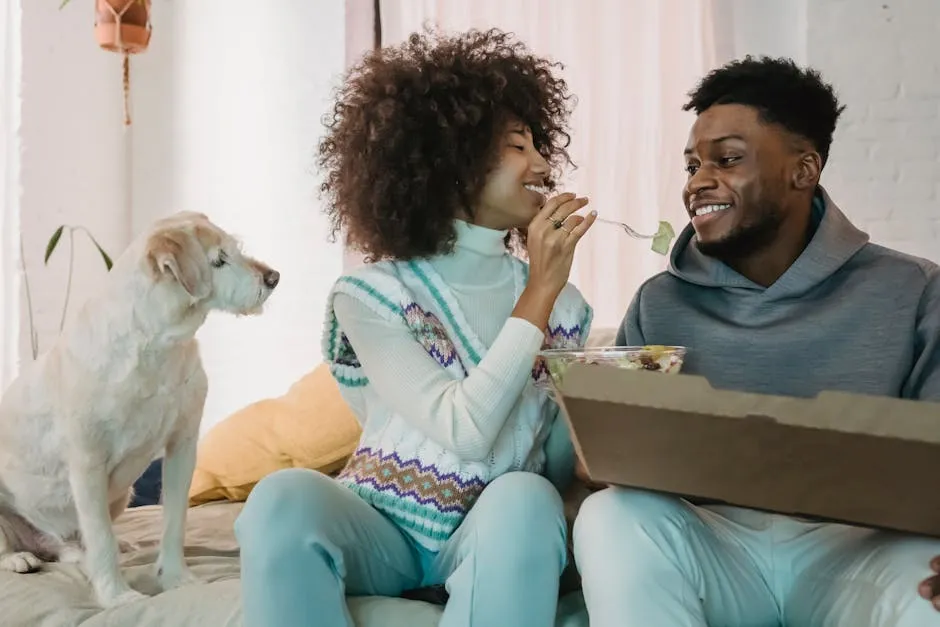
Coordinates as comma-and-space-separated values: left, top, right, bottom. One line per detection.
618, 187, 940, 401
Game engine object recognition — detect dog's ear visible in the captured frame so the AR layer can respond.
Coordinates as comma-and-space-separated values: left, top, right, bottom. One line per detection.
145, 228, 212, 300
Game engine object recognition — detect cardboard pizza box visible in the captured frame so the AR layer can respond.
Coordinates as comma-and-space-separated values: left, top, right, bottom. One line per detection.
554, 364, 940, 537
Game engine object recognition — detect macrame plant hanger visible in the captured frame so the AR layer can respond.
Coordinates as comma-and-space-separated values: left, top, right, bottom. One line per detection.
94, 0, 152, 126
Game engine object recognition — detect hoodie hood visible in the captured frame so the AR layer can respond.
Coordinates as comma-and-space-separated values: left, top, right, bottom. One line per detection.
667, 186, 870, 300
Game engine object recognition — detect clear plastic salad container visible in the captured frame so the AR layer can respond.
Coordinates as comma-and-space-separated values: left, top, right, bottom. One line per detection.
538, 345, 687, 390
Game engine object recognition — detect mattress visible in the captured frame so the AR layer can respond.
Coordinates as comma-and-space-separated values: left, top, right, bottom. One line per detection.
0, 500, 590, 626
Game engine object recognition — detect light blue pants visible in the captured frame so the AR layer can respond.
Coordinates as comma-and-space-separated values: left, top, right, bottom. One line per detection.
573, 487, 940, 627
235, 468, 568, 627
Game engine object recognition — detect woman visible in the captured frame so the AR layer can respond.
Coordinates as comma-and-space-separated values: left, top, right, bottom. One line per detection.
235, 27, 595, 627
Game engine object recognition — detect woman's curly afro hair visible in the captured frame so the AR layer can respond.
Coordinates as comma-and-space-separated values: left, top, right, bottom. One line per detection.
317, 27, 575, 261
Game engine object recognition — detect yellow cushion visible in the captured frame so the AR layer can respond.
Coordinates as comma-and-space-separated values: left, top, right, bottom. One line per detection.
188, 363, 362, 505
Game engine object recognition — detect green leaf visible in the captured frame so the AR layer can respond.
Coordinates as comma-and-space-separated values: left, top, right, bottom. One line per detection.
650, 220, 676, 256
87, 235, 114, 271
659, 220, 676, 239
44, 226, 65, 265
59, 0, 71, 9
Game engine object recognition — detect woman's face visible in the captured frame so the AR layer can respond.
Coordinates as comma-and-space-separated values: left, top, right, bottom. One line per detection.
473, 122, 552, 230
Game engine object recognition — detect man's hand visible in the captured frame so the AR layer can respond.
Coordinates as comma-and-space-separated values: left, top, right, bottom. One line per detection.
918, 556, 940, 610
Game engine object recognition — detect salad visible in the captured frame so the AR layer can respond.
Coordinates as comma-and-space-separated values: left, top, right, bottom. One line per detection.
651, 221, 676, 255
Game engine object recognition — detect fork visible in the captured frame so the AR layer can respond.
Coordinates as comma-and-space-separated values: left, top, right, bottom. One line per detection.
594, 217, 657, 240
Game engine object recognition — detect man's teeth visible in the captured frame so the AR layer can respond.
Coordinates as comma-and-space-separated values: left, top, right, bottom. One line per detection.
694, 203, 731, 217
524, 184, 546, 193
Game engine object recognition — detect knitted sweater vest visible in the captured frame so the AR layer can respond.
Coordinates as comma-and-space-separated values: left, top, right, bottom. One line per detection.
322, 257, 593, 551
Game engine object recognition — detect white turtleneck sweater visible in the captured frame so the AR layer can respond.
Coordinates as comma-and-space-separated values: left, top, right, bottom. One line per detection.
332, 220, 552, 461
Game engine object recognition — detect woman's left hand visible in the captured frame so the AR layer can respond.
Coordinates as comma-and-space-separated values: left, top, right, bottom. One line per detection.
919, 556, 940, 610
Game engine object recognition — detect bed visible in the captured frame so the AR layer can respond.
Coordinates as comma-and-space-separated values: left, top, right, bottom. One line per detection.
0, 499, 592, 627
1, 323, 615, 626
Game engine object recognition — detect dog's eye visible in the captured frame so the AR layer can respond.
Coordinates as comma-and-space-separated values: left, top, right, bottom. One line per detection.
211, 251, 227, 268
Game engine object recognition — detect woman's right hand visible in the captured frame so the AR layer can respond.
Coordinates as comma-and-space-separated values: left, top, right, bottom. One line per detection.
526, 192, 596, 297
511, 193, 596, 330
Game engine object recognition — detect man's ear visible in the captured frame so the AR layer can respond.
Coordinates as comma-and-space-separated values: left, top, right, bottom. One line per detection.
145, 228, 212, 300
792, 151, 822, 191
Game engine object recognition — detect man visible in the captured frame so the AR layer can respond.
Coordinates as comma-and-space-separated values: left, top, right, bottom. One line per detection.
572, 56, 940, 626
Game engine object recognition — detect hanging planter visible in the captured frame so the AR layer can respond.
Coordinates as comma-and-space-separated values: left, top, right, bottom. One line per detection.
61, 0, 152, 126
94, 0, 152, 54
96, 0, 151, 126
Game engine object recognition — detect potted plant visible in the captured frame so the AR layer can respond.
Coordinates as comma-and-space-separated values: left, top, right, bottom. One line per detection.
20, 225, 114, 360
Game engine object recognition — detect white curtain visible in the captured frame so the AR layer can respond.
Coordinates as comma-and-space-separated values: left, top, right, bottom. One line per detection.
380, 0, 716, 330
0, 0, 21, 392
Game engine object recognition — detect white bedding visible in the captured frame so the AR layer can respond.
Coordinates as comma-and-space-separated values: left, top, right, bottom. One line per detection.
0, 501, 590, 627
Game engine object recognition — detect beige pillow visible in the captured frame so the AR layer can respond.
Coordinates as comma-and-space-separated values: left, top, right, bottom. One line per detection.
188, 363, 362, 505
585, 326, 618, 347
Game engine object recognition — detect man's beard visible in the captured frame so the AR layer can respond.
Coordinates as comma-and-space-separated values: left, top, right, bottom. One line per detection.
696, 199, 785, 261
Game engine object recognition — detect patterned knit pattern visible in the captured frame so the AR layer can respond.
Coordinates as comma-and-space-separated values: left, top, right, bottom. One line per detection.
340, 447, 485, 512
335, 333, 361, 368
531, 311, 593, 385
338, 447, 486, 543
403, 302, 468, 374
322, 258, 591, 550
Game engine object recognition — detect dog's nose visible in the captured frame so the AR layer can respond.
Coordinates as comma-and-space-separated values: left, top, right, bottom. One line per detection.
263, 270, 280, 289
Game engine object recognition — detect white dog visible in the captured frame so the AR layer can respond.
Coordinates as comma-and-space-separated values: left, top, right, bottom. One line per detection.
0, 211, 278, 607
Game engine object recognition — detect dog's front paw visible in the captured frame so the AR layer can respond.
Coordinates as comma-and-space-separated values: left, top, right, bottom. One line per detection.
0, 551, 42, 573
98, 588, 148, 608
157, 563, 200, 591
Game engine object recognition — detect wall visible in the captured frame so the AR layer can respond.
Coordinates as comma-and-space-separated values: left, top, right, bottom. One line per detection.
6, 1, 348, 435
15, 0, 130, 373
710, 0, 808, 65
132, 0, 347, 435
808, 0, 940, 262
713, 0, 939, 264
0, 0, 21, 391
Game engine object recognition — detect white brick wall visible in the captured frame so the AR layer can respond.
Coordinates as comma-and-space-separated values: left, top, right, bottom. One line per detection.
809, 0, 940, 263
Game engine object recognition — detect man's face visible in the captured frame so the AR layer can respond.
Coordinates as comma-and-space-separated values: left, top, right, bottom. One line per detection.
682, 104, 797, 259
